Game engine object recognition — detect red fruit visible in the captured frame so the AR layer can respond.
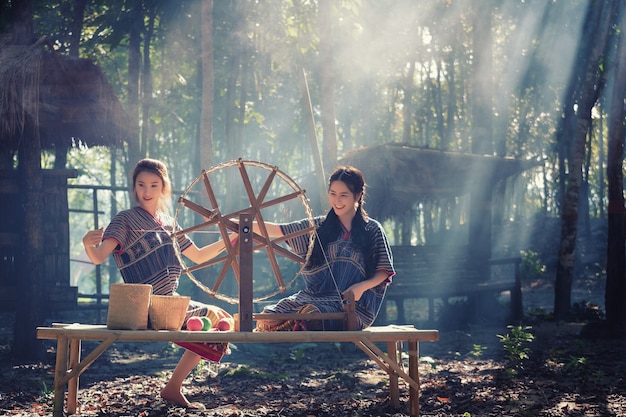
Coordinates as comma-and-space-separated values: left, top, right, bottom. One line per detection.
186, 316, 203, 331
216, 318, 232, 331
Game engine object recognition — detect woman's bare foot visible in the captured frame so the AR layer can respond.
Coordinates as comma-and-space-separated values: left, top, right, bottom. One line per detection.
160, 386, 205, 409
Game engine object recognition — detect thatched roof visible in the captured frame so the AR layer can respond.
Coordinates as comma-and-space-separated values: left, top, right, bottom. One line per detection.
337, 144, 543, 220
0, 39, 129, 151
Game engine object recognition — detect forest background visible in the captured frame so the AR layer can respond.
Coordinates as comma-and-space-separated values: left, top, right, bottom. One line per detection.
2, 0, 626, 358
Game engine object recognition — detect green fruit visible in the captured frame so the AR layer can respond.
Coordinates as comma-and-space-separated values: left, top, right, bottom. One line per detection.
200, 316, 212, 331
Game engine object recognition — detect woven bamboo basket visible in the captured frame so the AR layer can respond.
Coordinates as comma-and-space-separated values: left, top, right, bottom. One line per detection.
149, 295, 190, 330
107, 283, 152, 330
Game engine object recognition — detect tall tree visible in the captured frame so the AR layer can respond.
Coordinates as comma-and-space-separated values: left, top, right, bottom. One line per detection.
200, 0, 214, 170
126, 3, 142, 171
468, 2, 494, 264
141, 2, 156, 157
318, 0, 338, 170
10, 0, 45, 360
53, 0, 86, 170
605, 1, 626, 332
554, 0, 616, 319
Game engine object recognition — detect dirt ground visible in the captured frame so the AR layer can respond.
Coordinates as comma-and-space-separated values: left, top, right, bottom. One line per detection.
1, 281, 625, 417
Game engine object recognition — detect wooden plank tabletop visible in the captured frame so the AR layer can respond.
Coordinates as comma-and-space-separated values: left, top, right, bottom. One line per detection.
37, 324, 439, 344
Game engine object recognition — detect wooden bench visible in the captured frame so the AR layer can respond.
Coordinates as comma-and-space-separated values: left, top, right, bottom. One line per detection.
37, 323, 438, 417
381, 245, 523, 324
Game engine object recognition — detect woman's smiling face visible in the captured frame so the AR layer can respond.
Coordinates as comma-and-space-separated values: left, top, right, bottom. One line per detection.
328, 179, 359, 218
134, 171, 164, 213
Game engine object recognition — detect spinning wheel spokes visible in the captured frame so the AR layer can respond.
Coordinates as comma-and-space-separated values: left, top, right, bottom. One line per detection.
173, 159, 316, 304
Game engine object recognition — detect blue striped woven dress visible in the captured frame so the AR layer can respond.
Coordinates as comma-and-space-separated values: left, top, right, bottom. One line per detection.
103, 206, 210, 319
261, 217, 394, 330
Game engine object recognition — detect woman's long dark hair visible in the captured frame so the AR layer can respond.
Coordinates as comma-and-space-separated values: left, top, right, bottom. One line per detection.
307, 166, 376, 278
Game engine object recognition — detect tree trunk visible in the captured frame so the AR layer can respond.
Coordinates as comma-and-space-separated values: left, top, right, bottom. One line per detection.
224, 12, 240, 164
235, 47, 248, 162
14, 125, 45, 361
555, 117, 589, 318
54, 0, 87, 170
126, 7, 142, 173
443, 50, 456, 151
598, 103, 606, 219
554, 0, 615, 320
142, 4, 155, 157
9, 0, 44, 361
469, 2, 493, 157
605, 2, 626, 331
10, 0, 33, 45
402, 60, 415, 144
318, 0, 338, 170
468, 2, 494, 265
200, 0, 214, 170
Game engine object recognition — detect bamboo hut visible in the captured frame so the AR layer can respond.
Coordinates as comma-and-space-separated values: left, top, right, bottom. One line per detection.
0, 37, 127, 161
331, 143, 542, 279
337, 144, 542, 222
0, 39, 129, 319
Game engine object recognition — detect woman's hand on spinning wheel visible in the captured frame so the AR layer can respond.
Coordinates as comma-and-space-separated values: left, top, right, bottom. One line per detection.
342, 282, 367, 302
182, 232, 238, 264
342, 270, 390, 302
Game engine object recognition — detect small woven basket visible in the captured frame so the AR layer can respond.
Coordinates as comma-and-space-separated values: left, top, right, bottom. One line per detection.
107, 283, 152, 330
149, 295, 190, 331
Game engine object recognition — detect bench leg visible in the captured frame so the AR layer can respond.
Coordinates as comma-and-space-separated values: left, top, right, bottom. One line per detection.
387, 341, 399, 408
49, 334, 117, 417
408, 340, 420, 417
355, 338, 422, 416
67, 338, 81, 414
52, 336, 68, 417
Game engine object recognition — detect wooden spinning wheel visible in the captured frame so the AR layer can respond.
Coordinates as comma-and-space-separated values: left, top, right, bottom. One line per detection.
172, 159, 316, 305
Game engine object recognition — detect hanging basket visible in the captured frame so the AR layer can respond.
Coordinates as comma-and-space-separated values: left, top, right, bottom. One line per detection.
149, 295, 190, 331
107, 283, 152, 330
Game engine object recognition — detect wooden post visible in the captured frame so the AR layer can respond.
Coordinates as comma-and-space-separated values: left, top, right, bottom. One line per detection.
53, 336, 68, 417
408, 340, 420, 417
67, 339, 81, 414
343, 292, 358, 331
238, 213, 254, 332
387, 341, 400, 408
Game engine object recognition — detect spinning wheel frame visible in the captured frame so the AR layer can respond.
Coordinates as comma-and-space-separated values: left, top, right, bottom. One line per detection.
172, 159, 316, 304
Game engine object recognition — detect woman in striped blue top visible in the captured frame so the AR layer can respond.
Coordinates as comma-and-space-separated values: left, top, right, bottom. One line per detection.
82, 158, 233, 410
255, 166, 395, 332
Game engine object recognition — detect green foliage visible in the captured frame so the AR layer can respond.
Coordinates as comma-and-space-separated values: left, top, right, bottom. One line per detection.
470, 344, 488, 359
292, 348, 306, 362
497, 325, 535, 376
13, 1, 612, 305
222, 365, 252, 378
571, 300, 605, 321
520, 250, 547, 283
40, 379, 52, 399
221, 365, 287, 380
547, 345, 595, 384
564, 355, 588, 377
420, 356, 437, 370
527, 306, 553, 321
289, 342, 320, 362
